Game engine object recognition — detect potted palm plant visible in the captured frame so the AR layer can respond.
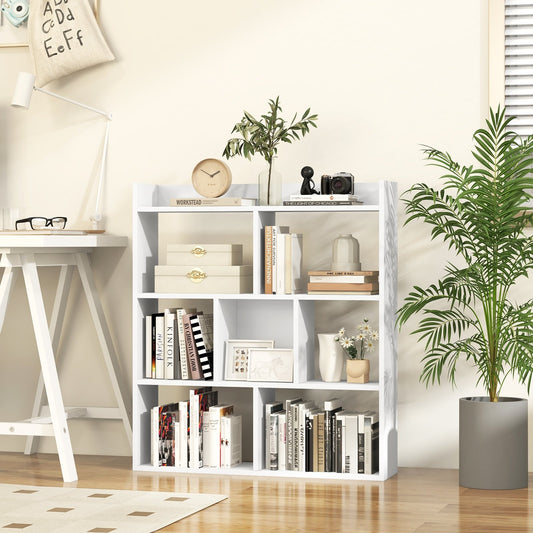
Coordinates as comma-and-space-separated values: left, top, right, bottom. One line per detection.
397, 107, 533, 489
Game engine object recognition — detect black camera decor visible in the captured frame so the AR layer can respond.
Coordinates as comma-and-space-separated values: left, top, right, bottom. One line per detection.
320, 172, 355, 195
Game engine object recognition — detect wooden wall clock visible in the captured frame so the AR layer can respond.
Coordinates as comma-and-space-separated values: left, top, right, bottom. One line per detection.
191, 158, 232, 198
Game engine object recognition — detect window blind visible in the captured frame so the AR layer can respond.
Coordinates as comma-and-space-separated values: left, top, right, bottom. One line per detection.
505, 0, 533, 135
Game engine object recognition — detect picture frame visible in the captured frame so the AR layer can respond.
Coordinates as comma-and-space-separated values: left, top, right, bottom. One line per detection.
0, 0, 100, 49
247, 348, 294, 383
224, 339, 274, 381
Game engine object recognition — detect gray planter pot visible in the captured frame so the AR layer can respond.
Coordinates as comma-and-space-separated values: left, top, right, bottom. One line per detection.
459, 397, 528, 489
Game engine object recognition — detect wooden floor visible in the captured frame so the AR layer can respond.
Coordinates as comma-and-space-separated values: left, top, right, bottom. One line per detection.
0, 453, 531, 532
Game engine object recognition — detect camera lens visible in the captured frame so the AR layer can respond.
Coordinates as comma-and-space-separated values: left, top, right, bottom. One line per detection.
13, 1, 28, 17
320, 175, 331, 195
330, 177, 348, 194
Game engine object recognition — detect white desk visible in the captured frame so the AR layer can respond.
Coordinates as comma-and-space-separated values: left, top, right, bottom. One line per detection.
0, 234, 132, 482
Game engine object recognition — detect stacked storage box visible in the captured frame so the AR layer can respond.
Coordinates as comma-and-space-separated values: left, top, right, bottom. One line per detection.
155, 244, 252, 293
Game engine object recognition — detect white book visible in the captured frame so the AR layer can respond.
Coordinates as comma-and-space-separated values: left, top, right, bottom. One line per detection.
221, 414, 242, 468
151, 405, 159, 467
145, 315, 153, 379
164, 308, 178, 380
344, 413, 358, 474
309, 275, 375, 283
208, 405, 234, 467
298, 403, 317, 472
154, 315, 165, 379
275, 232, 287, 294
173, 419, 180, 468
271, 226, 290, 294
178, 401, 189, 468
278, 411, 287, 471
284, 233, 304, 294
202, 411, 211, 468
265, 401, 283, 469
289, 194, 360, 201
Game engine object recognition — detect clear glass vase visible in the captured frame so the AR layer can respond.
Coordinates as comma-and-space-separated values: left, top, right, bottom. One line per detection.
258, 160, 282, 206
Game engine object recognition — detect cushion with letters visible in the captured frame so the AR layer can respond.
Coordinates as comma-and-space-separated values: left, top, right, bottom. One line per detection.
29, 0, 115, 86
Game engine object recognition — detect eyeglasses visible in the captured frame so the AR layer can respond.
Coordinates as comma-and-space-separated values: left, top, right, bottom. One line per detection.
15, 217, 67, 230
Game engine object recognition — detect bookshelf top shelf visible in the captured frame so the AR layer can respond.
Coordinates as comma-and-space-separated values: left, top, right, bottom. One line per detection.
133, 181, 390, 210
137, 292, 381, 302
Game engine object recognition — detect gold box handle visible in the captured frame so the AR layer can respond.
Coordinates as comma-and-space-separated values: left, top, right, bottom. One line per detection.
186, 268, 207, 283
191, 246, 207, 257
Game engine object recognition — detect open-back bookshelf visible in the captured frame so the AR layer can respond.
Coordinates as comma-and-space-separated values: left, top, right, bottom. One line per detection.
132, 181, 398, 480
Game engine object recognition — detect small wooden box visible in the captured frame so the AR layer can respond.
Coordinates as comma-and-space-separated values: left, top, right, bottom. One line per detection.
155, 264, 253, 293
167, 244, 243, 266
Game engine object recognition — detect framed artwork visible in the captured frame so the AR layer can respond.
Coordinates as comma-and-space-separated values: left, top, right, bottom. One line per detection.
247, 348, 294, 383
0, 0, 100, 49
224, 339, 274, 381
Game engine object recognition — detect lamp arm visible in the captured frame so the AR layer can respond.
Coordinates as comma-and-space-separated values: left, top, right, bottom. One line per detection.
92, 118, 111, 228
34, 86, 112, 120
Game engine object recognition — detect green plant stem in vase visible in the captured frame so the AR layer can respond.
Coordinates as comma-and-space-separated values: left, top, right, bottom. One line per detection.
222, 96, 318, 205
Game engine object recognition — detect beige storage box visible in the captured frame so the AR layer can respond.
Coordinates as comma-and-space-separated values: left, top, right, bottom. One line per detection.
155, 264, 253, 293
167, 244, 243, 266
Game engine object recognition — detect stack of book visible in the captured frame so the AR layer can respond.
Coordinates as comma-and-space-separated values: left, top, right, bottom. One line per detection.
307, 270, 379, 295
264, 225, 304, 294
283, 194, 363, 206
265, 398, 378, 474
151, 387, 242, 469
145, 308, 214, 380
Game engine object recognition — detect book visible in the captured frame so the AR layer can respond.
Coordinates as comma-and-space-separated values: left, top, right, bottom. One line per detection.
358, 413, 366, 474
265, 401, 283, 469
271, 226, 290, 294
301, 406, 319, 472
316, 411, 325, 472
151, 405, 159, 467
289, 194, 361, 202
344, 413, 359, 474
264, 226, 274, 294
324, 398, 343, 472
311, 411, 323, 472
307, 282, 379, 292
195, 314, 214, 380
208, 404, 234, 467
309, 275, 378, 284
364, 411, 379, 475
164, 308, 178, 380
170, 197, 257, 206
0, 229, 88, 235
335, 411, 347, 473
176, 308, 196, 380
154, 313, 165, 379
221, 414, 242, 468
284, 233, 304, 294
269, 412, 280, 470
160, 407, 179, 466
189, 387, 216, 468
145, 315, 153, 379
307, 290, 379, 295
282, 200, 362, 206
182, 313, 203, 379
178, 400, 189, 468
285, 398, 302, 470
190, 314, 212, 380
278, 410, 287, 471
293, 400, 314, 471
308, 270, 379, 277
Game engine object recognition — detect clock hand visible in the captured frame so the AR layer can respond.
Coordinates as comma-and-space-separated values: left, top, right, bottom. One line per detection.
201, 169, 211, 176
210, 170, 221, 177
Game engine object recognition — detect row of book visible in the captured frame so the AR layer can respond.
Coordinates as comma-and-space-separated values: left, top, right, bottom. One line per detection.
145, 308, 213, 380
307, 270, 380, 295
283, 194, 363, 206
266, 398, 378, 474
264, 225, 304, 294
152, 387, 242, 469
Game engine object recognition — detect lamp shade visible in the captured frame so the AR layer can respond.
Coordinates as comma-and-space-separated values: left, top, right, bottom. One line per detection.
11, 72, 36, 109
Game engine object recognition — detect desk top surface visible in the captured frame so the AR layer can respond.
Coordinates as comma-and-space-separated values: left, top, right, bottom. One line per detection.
0, 233, 128, 250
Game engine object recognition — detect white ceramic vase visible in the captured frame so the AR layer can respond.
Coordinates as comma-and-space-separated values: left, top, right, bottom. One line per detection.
317, 333, 344, 382
332, 234, 361, 271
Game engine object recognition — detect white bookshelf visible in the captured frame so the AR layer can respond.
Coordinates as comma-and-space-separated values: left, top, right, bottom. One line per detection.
132, 181, 398, 481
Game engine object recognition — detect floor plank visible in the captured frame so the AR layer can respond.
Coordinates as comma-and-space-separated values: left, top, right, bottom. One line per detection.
0, 453, 531, 532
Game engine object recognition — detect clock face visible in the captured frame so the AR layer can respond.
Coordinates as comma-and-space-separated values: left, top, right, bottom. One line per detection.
191, 158, 232, 198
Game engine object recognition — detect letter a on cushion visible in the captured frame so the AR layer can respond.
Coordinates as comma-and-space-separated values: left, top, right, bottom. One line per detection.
29, 0, 115, 86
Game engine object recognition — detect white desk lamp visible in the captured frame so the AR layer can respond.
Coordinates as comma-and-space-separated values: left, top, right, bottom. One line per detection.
11, 72, 112, 232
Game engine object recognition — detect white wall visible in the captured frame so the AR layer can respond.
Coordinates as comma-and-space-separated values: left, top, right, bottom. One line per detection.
2, 0, 527, 469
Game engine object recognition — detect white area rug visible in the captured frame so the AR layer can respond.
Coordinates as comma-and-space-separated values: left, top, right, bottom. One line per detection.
0, 483, 226, 532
